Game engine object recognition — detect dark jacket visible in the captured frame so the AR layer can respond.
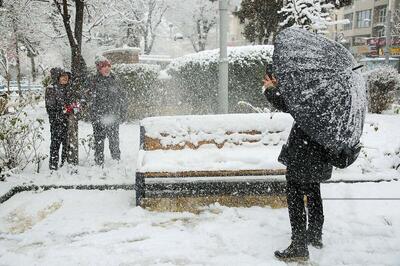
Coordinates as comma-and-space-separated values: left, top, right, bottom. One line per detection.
89, 73, 127, 125
264, 86, 333, 183
45, 83, 69, 123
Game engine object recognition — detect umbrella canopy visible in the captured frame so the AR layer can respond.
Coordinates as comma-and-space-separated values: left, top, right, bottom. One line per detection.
273, 27, 366, 154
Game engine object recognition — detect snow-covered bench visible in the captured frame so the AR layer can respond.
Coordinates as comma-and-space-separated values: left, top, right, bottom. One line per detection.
135, 113, 294, 211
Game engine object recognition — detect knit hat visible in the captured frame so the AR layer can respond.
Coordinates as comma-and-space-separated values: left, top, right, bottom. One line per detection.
95, 55, 111, 70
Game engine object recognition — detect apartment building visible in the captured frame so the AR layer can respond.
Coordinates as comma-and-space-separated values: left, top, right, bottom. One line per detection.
330, 0, 400, 59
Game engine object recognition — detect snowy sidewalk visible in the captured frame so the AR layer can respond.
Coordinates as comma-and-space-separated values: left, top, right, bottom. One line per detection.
0, 181, 399, 265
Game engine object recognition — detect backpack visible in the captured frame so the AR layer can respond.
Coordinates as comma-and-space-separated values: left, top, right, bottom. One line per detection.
328, 142, 362, 169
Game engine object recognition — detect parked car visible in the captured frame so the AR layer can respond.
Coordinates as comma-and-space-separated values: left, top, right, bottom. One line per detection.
3, 80, 43, 93
174, 33, 184, 41
0, 75, 4, 91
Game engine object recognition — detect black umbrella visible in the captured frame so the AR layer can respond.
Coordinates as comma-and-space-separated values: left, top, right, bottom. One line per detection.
273, 27, 367, 155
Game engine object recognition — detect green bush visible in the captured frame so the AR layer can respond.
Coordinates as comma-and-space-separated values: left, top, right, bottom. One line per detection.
112, 63, 160, 120
167, 45, 274, 114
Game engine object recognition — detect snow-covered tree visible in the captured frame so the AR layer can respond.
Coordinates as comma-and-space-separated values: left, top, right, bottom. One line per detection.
392, 9, 400, 36
235, 0, 284, 44
279, 0, 335, 33
169, 0, 218, 52
110, 0, 169, 54
0, 0, 42, 94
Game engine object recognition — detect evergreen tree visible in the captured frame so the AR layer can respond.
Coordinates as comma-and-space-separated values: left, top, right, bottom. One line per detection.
279, 0, 334, 33
234, 0, 284, 44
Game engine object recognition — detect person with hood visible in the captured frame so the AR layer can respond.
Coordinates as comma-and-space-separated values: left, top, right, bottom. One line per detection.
263, 74, 331, 262
88, 56, 127, 166
45, 68, 72, 170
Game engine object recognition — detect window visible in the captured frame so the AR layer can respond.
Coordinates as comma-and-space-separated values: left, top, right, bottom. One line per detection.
376, 6, 387, 23
356, 10, 372, 28
376, 27, 385, 37
344, 13, 353, 30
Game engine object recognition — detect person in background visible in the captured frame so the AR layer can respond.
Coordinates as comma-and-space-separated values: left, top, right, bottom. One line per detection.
45, 68, 70, 170
88, 56, 127, 166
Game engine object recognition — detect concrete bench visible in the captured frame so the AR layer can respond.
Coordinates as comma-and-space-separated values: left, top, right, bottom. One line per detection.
135, 113, 294, 211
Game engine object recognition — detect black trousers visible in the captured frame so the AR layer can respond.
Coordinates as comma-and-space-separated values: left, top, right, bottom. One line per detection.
49, 120, 68, 170
92, 122, 120, 165
286, 181, 324, 244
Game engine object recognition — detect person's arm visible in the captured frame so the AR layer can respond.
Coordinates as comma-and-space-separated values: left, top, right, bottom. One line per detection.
264, 85, 288, 112
262, 75, 288, 112
45, 86, 57, 114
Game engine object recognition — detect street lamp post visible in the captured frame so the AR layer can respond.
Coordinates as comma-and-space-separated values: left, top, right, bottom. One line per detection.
385, 0, 392, 64
218, 0, 229, 114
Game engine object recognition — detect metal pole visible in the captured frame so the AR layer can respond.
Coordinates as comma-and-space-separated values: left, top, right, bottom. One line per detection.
385, 0, 392, 64
218, 0, 229, 114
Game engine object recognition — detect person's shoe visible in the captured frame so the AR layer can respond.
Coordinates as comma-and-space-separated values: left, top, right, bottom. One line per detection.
274, 242, 309, 262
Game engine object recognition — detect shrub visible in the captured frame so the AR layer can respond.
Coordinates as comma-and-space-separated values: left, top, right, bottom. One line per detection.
365, 66, 400, 114
0, 93, 47, 175
166, 45, 274, 114
112, 63, 160, 120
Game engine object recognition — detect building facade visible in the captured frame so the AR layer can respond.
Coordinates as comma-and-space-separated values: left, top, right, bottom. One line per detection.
330, 0, 400, 60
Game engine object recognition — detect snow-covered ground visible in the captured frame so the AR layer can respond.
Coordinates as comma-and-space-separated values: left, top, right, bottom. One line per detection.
1, 101, 400, 265
0, 182, 399, 265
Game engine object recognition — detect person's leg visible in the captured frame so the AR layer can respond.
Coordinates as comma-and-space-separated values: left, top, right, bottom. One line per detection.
287, 181, 307, 246
275, 180, 309, 261
92, 122, 106, 165
49, 122, 61, 170
306, 182, 324, 248
60, 119, 68, 167
107, 124, 121, 160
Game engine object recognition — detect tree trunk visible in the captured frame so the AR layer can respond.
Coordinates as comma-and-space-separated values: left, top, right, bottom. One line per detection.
6, 73, 10, 94
15, 37, 22, 97
30, 55, 36, 82
55, 0, 87, 166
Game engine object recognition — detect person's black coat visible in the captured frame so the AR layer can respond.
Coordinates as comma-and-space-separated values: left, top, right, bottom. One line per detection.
45, 83, 68, 123
264, 86, 333, 183
89, 73, 127, 124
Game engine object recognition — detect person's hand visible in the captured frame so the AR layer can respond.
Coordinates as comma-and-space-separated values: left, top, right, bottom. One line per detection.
263, 74, 277, 89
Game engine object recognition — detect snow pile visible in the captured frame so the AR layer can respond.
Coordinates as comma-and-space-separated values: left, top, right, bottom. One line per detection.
167, 45, 274, 72
344, 115, 400, 176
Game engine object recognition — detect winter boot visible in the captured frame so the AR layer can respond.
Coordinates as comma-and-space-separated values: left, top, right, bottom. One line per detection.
306, 229, 323, 249
274, 241, 309, 262
307, 235, 323, 249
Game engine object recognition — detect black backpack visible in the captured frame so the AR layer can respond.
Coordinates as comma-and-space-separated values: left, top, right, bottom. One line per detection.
328, 143, 362, 169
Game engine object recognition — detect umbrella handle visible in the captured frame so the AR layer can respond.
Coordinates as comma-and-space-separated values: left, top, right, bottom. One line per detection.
352, 65, 364, 71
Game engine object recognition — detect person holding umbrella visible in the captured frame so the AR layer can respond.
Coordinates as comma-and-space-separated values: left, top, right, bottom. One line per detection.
263, 27, 367, 262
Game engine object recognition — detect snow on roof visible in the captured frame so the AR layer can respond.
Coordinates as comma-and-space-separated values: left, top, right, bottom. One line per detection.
167, 45, 274, 72
103, 47, 141, 54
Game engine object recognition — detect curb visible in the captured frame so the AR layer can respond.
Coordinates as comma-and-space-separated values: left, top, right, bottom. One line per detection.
0, 179, 398, 205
